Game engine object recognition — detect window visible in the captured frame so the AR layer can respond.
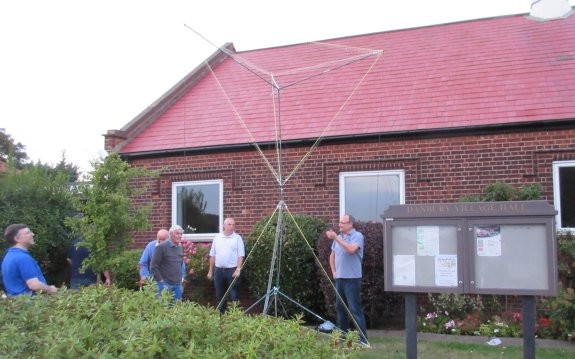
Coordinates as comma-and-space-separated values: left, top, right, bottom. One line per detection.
172, 180, 223, 240
553, 161, 575, 230
340, 170, 405, 222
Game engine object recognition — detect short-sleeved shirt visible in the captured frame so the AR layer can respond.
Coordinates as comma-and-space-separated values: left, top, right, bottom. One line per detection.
209, 232, 245, 268
1, 247, 47, 296
150, 239, 185, 285
331, 228, 364, 279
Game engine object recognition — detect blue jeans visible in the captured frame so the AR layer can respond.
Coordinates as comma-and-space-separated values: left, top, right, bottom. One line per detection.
335, 278, 368, 343
157, 281, 183, 301
214, 267, 240, 314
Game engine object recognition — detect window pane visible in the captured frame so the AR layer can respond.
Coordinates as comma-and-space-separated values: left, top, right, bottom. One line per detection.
176, 182, 220, 234
343, 172, 402, 222
559, 166, 575, 228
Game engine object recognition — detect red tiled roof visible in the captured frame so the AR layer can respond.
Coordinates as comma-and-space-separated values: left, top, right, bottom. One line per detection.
115, 13, 575, 155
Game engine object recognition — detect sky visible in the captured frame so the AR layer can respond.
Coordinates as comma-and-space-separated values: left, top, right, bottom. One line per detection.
1, 0, 573, 175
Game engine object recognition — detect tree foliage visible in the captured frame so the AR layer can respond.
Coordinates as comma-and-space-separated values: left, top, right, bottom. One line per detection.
28, 153, 81, 183
0, 165, 76, 285
66, 153, 156, 275
0, 129, 28, 168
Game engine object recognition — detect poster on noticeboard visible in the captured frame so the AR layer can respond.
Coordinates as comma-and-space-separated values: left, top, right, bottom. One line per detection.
475, 225, 501, 257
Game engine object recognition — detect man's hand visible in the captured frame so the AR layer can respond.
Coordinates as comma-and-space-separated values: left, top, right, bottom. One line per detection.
326, 229, 337, 240
206, 271, 213, 281
232, 268, 241, 278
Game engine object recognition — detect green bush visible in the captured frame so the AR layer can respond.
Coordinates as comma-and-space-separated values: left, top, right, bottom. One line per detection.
0, 166, 77, 286
107, 249, 141, 291
459, 181, 542, 202
244, 213, 327, 322
482, 182, 517, 201
557, 230, 575, 289
540, 287, 575, 340
537, 231, 575, 340
0, 285, 360, 358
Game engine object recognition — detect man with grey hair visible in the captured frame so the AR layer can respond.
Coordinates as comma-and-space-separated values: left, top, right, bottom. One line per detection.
151, 224, 186, 301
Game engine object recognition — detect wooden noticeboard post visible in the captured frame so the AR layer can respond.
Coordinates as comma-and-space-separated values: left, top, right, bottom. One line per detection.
382, 201, 558, 359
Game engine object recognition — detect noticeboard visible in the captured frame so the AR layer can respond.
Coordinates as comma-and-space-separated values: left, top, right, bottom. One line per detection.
383, 201, 558, 296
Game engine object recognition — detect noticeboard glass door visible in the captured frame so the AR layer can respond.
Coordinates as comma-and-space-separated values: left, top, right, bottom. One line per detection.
386, 220, 462, 293
469, 219, 552, 294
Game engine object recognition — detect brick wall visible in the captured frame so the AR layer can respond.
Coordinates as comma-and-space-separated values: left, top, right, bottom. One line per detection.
126, 127, 575, 248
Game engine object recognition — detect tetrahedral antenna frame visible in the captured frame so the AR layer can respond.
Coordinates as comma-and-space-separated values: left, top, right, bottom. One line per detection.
185, 24, 382, 346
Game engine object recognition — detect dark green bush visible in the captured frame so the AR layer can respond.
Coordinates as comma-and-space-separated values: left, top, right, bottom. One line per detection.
0, 166, 77, 287
482, 182, 517, 201
244, 213, 327, 322
0, 285, 360, 357
557, 230, 575, 290
107, 249, 141, 291
459, 181, 542, 202
540, 287, 575, 340
538, 231, 575, 340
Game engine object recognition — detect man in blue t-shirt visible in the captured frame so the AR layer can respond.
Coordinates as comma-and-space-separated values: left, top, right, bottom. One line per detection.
1, 223, 57, 296
326, 214, 368, 345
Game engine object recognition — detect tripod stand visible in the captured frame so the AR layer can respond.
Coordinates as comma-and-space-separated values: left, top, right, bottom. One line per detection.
244, 199, 330, 325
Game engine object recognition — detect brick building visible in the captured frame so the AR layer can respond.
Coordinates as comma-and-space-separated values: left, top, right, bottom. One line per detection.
105, 6, 575, 248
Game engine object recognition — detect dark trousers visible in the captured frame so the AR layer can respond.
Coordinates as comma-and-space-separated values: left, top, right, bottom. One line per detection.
214, 267, 240, 314
335, 278, 368, 343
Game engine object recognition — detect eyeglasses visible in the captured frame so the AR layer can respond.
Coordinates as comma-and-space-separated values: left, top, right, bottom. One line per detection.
339, 221, 350, 224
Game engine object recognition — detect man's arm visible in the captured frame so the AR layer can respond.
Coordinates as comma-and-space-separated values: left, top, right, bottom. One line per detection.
329, 251, 336, 278
233, 256, 244, 278
207, 256, 215, 280
150, 245, 163, 282
26, 277, 57, 294
326, 230, 359, 254
233, 235, 245, 278
138, 243, 153, 280
102, 270, 112, 286
181, 261, 186, 283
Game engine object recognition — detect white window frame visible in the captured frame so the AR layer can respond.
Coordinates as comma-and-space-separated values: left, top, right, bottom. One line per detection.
339, 170, 405, 222
171, 179, 223, 241
552, 160, 575, 232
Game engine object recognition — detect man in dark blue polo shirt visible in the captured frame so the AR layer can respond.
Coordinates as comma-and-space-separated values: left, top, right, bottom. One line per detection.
66, 236, 111, 289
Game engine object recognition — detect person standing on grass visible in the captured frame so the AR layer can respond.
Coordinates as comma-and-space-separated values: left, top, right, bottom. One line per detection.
207, 217, 245, 314
326, 214, 368, 345
1, 223, 57, 296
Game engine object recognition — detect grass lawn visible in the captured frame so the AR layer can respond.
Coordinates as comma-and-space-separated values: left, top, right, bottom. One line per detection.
359, 337, 575, 359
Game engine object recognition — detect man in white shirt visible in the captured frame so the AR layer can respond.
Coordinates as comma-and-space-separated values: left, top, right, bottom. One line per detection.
207, 218, 245, 314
